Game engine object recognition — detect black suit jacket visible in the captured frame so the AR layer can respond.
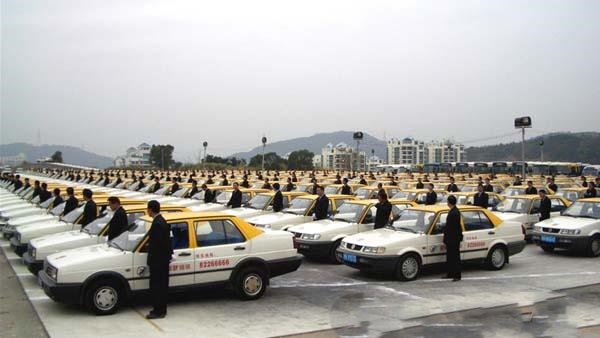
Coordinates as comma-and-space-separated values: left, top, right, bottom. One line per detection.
539, 197, 551, 221
52, 196, 64, 209
228, 190, 242, 208
13, 180, 23, 190
443, 207, 463, 245
313, 195, 329, 220
203, 189, 214, 203
416, 182, 424, 189
525, 187, 537, 195
341, 185, 352, 195
39, 190, 52, 203
425, 191, 437, 205
170, 183, 180, 195
548, 183, 558, 193
63, 196, 79, 215
147, 214, 173, 267
188, 187, 199, 198
272, 190, 284, 212
584, 188, 597, 198
374, 201, 392, 229
483, 184, 494, 192
473, 192, 489, 208
107, 207, 129, 240
80, 200, 97, 227
446, 184, 459, 193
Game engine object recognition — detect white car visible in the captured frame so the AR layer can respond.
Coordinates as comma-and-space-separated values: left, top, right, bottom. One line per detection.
190, 189, 266, 212
223, 191, 308, 220
492, 195, 571, 240
532, 198, 600, 257
337, 205, 526, 281
23, 204, 189, 274
289, 199, 415, 262
2, 203, 64, 239
38, 212, 302, 315
246, 194, 355, 231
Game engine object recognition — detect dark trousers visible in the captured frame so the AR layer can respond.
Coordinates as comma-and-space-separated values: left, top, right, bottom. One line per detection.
149, 263, 169, 315
445, 243, 461, 279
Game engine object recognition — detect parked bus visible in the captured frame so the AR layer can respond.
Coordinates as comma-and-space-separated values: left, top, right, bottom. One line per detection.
454, 162, 471, 174
582, 165, 600, 177
423, 163, 440, 173
492, 161, 510, 175
472, 162, 489, 174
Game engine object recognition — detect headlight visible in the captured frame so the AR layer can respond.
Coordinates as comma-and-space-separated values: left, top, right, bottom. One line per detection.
559, 229, 581, 235
301, 233, 321, 240
362, 246, 386, 254
28, 245, 36, 258
45, 263, 58, 281
16, 233, 21, 242
533, 225, 542, 232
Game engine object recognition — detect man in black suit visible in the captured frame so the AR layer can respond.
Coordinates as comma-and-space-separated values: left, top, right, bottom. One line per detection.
198, 184, 212, 203
359, 175, 367, 185
63, 187, 79, 215
341, 178, 352, 195
285, 177, 295, 192
227, 182, 242, 208
39, 183, 52, 203
584, 182, 597, 198
51, 188, 64, 209
187, 180, 199, 198
525, 181, 537, 195
473, 184, 489, 209
425, 184, 437, 205
13, 175, 23, 190
151, 178, 161, 193
538, 190, 551, 221
483, 178, 494, 192
22, 177, 31, 190
145, 200, 172, 319
374, 191, 392, 229
444, 195, 463, 281
313, 186, 329, 220
415, 178, 424, 189
546, 177, 558, 193
169, 181, 180, 195
79, 189, 97, 227
107, 197, 129, 240
31, 180, 42, 200
272, 183, 284, 212
137, 176, 146, 191
446, 177, 459, 193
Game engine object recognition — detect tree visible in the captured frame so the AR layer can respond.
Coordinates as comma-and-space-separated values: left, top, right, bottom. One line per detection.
50, 151, 63, 163
204, 154, 246, 167
287, 149, 314, 170
149, 144, 175, 169
248, 152, 287, 170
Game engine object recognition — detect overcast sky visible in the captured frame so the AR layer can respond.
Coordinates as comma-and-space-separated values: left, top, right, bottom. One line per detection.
1, 0, 599, 162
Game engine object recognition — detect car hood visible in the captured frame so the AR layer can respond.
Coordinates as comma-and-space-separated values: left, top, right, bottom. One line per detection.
247, 212, 300, 225
31, 230, 95, 249
288, 220, 353, 235
536, 216, 598, 229
47, 244, 129, 269
493, 212, 527, 222
344, 228, 421, 247
10, 214, 57, 226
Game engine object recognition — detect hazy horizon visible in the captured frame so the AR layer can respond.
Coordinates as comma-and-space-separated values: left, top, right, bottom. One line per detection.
2, 1, 599, 162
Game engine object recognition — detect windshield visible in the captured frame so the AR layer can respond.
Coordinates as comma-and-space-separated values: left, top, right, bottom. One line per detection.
216, 191, 232, 204
247, 194, 272, 210
154, 186, 169, 195
108, 219, 150, 251
324, 186, 339, 195
40, 197, 55, 208
390, 209, 436, 233
495, 198, 531, 213
441, 195, 469, 205
172, 188, 187, 198
354, 188, 372, 199
284, 198, 313, 215
562, 201, 600, 219
555, 191, 580, 202
392, 191, 416, 201
502, 187, 523, 196
50, 202, 65, 216
61, 205, 84, 223
83, 212, 112, 235
333, 203, 366, 223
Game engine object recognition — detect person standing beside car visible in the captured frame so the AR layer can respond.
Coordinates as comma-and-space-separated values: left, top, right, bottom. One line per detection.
107, 197, 128, 240
444, 195, 463, 282
584, 182, 597, 198
446, 177, 459, 193
425, 184, 437, 205
227, 182, 242, 208
473, 184, 489, 209
63, 187, 79, 215
341, 178, 352, 195
201, 184, 214, 203
538, 190, 551, 221
374, 191, 392, 229
313, 186, 329, 220
80, 189, 97, 227
272, 183, 284, 212
51, 188, 64, 209
525, 181, 537, 195
187, 180, 199, 198
145, 200, 172, 319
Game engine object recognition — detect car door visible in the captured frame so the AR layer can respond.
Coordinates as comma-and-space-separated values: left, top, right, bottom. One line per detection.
426, 212, 447, 265
460, 211, 495, 261
357, 206, 375, 233
194, 219, 249, 284
549, 198, 567, 217
168, 221, 195, 287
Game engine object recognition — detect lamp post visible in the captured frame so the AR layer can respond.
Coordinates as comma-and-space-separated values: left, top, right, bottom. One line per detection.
353, 132, 364, 172
261, 136, 267, 172
539, 140, 544, 162
514, 116, 532, 180
202, 141, 208, 165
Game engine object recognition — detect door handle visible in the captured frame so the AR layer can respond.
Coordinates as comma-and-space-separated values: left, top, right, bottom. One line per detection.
234, 246, 246, 251
178, 252, 191, 256
488, 231, 495, 235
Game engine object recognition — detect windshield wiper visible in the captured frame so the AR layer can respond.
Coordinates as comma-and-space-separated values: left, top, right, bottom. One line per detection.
396, 226, 418, 233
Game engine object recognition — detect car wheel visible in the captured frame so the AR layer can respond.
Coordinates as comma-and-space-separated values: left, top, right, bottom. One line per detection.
541, 245, 554, 253
329, 240, 343, 264
586, 235, 600, 257
84, 279, 122, 315
486, 245, 507, 270
233, 267, 267, 300
395, 253, 420, 281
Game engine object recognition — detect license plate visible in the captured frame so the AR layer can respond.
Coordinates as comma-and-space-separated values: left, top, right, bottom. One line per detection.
298, 244, 310, 249
541, 235, 556, 243
343, 253, 357, 263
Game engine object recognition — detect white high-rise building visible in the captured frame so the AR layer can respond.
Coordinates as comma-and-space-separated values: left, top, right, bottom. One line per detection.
114, 143, 152, 167
387, 138, 465, 165
321, 143, 366, 171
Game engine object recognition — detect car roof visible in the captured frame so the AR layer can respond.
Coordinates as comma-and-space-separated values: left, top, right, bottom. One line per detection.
140, 211, 231, 222
579, 198, 600, 203
121, 204, 188, 212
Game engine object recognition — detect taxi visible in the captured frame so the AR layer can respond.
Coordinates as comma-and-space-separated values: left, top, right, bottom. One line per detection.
224, 191, 308, 220
502, 185, 555, 197
553, 187, 590, 203
531, 198, 600, 257
353, 186, 401, 200
245, 194, 356, 231
337, 205, 526, 281
492, 195, 571, 240
10, 199, 145, 256
438, 192, 505, 210
190, 188, 269, 212
288, 199, 416, 263
324, 184, 365, 195
23, 204, 189, 274
38, 212, 302, 315
391, 189, 447, 204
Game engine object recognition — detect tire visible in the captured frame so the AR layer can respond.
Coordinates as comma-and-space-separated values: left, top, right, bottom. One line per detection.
586, 235, 600, 257
541, 245, 554, 253
232, 266, 267, 300
84, 279, 123, 315
329, 240, 343, 264
395, 253, 421, 281
486, 245, 508, 270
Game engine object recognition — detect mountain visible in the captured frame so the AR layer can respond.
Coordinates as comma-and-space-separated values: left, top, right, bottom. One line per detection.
465, 132, 600, 164
230, 131, 387, 160
0, 143, 114, 168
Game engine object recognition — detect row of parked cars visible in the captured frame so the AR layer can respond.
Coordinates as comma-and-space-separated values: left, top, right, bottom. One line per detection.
1, 171, 598, 316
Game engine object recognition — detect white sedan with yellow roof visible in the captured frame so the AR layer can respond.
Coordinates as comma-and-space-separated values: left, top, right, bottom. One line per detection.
38, 212, 302, 315
337, 205, 526, 281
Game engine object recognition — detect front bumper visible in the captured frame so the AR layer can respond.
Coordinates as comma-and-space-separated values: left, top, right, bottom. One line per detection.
2, 228, 15, 239
10, 236, 27, 256
294, 239, 335, 258
531, 232, 590, 252
266, 255, 303, 278
336, 247, 399, 275
23, 252, 43, 275
38, 270, 83, 305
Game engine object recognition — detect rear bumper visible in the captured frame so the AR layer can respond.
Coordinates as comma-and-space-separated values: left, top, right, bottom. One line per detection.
38, 270, 83, 305
10, 237, 27, 256
22, 252, 43, 275
266, 255, 303, 278
531, 232, 589, 252
295, 239, 335, 258
507, 240, 527, 256
336, 247, 398, 275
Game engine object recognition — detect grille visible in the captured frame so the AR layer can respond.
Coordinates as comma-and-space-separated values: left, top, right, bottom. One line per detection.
345, 243, 363, 251
542, 228, 560, 234
45, 263, 57, 280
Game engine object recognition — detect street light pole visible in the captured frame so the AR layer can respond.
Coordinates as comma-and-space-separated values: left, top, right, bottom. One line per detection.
202, 141, 208, 166
539, 140, 544, 162
514, 116, 532, 181
261, 136, 267, 172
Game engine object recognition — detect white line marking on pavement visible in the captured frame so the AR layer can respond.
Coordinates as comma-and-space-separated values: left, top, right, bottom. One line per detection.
271, 282, 368, 288
29, 296, 50, 301
423, 271, 600, 283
